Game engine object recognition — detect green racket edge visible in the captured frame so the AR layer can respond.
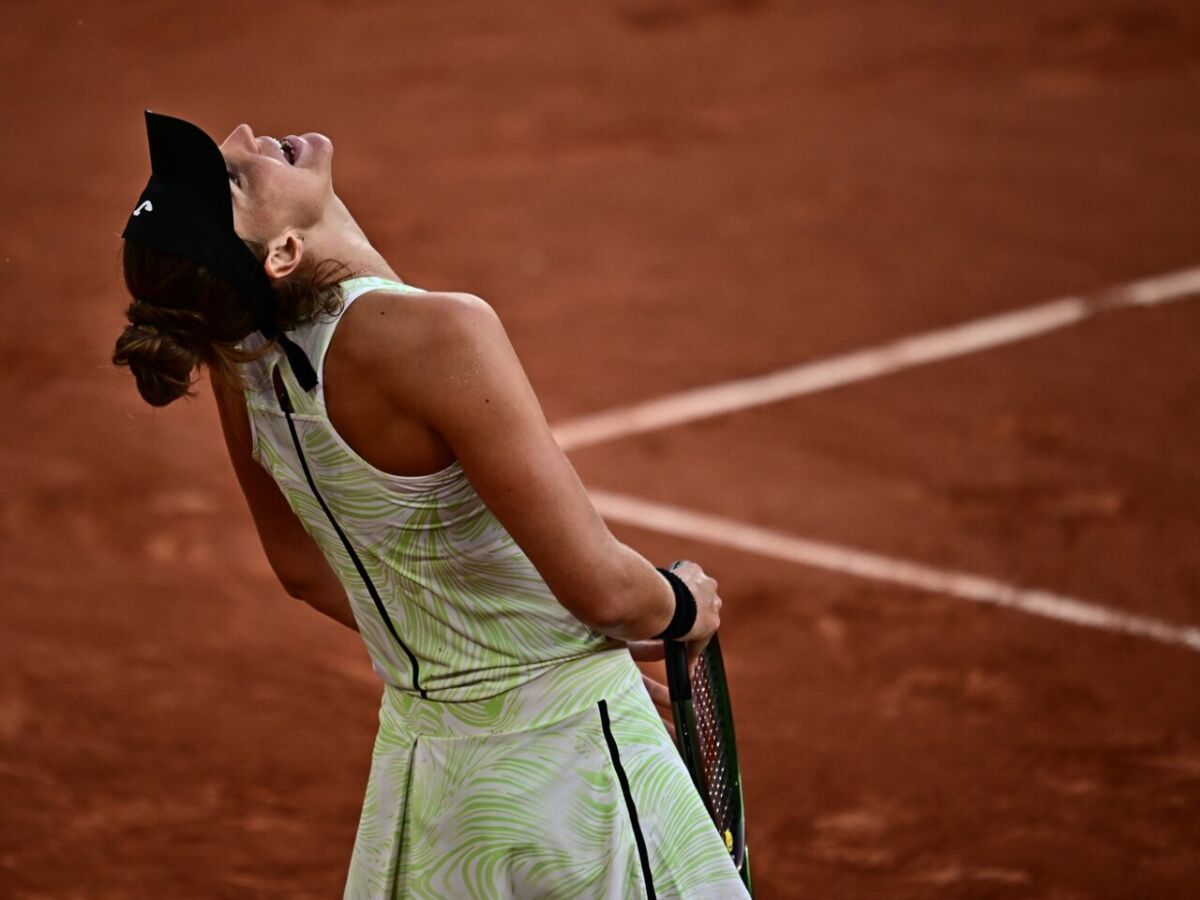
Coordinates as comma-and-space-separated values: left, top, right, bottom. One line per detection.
705, 634, 752, 891
664, 635, 753, 894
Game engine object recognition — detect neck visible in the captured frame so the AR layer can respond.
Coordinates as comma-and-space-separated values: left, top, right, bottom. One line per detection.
303, 196, 402, 284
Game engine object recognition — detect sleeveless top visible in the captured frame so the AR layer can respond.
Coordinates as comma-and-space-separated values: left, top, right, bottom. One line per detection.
237, 276, 614, 701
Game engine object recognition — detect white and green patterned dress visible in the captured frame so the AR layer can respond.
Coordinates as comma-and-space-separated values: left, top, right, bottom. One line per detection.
238, 276, 750, 899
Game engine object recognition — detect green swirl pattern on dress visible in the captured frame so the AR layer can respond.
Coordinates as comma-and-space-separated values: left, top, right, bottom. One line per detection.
346, 652, 749, 899
238, 278, 750, 898
241, 276, 614, 700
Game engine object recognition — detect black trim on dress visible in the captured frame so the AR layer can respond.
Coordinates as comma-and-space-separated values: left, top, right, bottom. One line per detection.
598, 699, 656, 899
272, 364, 427, 698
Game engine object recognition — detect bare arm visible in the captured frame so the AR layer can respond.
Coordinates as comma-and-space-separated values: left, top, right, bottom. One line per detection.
210, 369, 358, 632
340, 290, 721, 642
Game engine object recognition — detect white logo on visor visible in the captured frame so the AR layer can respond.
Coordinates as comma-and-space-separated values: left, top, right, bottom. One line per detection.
132, 200, 154, 216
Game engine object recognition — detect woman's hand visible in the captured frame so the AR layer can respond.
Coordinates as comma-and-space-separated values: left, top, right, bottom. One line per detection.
671, 560, 721, 667
631, 558, 724, 672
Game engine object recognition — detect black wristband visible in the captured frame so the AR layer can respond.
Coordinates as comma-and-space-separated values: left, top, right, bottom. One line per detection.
653, 567, 697, 641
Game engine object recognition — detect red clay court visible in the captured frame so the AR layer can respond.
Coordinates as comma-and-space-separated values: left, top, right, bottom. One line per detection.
2, 1, 1198, 897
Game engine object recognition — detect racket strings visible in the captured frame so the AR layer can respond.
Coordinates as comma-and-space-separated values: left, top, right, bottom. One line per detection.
692, 653, 736, 831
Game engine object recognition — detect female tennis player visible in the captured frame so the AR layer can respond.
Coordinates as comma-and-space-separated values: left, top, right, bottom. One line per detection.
112, 111, 750, 899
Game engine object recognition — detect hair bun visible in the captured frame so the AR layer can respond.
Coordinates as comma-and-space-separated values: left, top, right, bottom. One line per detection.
112, 302, 207, 406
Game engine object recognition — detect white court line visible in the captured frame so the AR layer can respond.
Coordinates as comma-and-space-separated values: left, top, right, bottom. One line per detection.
591, 491, 1200, 653
555, 265, 1200, 450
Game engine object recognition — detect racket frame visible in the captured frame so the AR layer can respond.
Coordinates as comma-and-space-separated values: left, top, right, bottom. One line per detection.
664, 634, 752, 893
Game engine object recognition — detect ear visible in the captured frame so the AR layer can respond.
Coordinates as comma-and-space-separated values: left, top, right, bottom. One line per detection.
262, 232, 304, 281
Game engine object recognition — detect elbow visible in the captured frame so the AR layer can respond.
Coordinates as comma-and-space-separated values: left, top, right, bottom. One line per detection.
279, 580, 311, 601
265, 551, 326, 601
274, 568, 316, 600
575, 600, 634, 636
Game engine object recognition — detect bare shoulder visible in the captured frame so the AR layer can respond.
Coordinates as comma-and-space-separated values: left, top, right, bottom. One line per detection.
326, 288, 516, 425
335, 288, 502, 362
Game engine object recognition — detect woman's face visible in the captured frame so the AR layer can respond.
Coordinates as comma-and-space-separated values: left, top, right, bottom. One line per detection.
217, 124, 335, 246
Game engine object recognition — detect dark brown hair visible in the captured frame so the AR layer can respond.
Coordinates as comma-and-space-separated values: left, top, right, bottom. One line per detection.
112, 240, 348, 406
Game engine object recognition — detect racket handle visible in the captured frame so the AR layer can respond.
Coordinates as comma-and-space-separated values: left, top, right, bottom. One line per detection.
663, 639, 691, 702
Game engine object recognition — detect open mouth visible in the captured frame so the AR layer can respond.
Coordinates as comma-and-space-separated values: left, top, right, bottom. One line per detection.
267, 136, 296, 165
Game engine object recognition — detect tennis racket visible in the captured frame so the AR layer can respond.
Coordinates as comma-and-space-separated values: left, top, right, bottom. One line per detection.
664, 627, 752, 894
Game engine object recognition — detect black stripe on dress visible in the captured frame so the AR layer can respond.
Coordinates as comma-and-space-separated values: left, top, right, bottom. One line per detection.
272, 365, 427, 698
598, 699, 657, 899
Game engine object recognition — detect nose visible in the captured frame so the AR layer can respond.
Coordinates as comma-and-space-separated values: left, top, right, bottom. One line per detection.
219, 123, 258, 154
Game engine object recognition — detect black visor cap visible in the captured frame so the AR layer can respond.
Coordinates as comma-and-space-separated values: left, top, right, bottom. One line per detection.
121, 110, 318, 390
